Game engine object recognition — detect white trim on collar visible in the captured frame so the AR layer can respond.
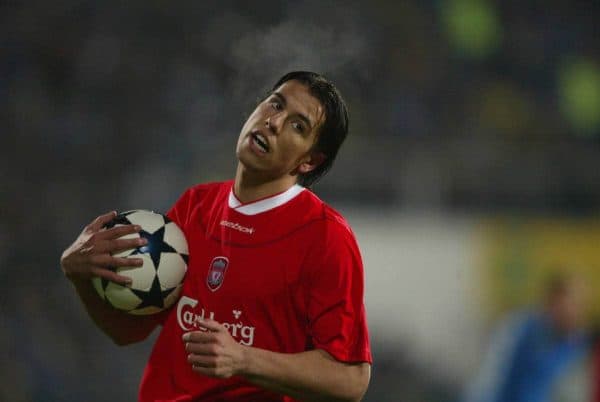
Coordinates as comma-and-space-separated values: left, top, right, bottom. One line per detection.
228, 184, 305, 216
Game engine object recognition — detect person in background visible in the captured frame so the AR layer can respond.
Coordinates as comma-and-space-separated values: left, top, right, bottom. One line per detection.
464, 272, 591, 402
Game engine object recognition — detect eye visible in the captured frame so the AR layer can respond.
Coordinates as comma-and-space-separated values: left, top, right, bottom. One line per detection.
292, 121, 305, 133
270, 100, 283, 111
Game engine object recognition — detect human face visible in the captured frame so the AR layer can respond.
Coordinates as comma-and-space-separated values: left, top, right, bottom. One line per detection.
236, 80, 325, 182
548, 279, 588, 333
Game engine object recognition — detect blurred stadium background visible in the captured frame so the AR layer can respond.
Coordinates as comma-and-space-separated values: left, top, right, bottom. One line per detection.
2, 1, 600, 401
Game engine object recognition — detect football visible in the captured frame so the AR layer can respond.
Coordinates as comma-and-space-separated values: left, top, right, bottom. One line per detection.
91, 210, 189, 315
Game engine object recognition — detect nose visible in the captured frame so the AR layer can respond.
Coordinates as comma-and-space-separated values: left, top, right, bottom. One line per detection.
265, 113, 283, 134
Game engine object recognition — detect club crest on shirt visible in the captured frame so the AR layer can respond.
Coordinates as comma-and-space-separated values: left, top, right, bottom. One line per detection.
206, 256, 229, 291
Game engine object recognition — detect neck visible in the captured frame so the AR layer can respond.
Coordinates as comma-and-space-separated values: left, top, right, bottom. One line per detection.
233, 164, 298, 204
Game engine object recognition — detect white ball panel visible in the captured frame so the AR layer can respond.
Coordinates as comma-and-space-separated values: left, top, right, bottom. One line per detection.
116, 254, 155, 291
156, 253, 187, 289
125, 210, 164, 234
105, 282, 142, 311
163, 222, 188, 254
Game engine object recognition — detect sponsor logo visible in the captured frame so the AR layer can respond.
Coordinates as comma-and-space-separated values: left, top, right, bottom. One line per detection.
206, 256, 228, 291
220, 220, 255, 234
176, 296, 255, 346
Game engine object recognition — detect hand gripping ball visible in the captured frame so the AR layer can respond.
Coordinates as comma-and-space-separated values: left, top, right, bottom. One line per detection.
91, 210, 189, 315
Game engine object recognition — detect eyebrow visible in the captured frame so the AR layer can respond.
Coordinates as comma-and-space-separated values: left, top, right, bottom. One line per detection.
272, 92, 314, 130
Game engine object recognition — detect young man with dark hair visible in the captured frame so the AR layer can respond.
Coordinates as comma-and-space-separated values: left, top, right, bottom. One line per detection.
61, 71, 372, 402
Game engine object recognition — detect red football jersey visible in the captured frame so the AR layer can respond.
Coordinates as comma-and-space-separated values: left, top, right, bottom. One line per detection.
139, 181, 371, 402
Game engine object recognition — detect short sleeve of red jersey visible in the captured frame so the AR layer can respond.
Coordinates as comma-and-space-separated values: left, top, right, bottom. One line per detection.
305, 218, 372, 364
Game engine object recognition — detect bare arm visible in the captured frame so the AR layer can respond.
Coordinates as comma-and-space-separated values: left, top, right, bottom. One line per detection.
184, 319, 371, 402
68, 277, 160, 345
61, 211, 160, 345
241, 348, 370, 402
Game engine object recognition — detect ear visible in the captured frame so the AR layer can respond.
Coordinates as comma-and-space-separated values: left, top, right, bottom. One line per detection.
296, 152, 326, 174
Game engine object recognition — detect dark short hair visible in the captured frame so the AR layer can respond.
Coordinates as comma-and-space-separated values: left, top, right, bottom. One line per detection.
545, 271, 577, 300
271, 71, 349, 187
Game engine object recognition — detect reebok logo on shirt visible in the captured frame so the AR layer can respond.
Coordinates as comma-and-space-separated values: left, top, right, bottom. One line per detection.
220, 220, 255, 234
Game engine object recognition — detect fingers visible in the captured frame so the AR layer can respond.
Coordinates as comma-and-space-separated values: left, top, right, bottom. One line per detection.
188, 353, 217, 368
187, 351, 235, 379
183, 330, 214, 343
186, 341, 221, 355
86, 212, 142, 241
96, 224, 142, 240
182, 323, 224, 344
87, 211, 117, 232
183, 332, 219, 373
182, 329, 222, 354
95, 237, 147, 254
182, 326, 238, 379
191, 364, 225, 378
187, 350, 228, 378
90, 254, 144, 269
64, 212, 145, 284
111, 237, 147, 254
90, 266, 132, 286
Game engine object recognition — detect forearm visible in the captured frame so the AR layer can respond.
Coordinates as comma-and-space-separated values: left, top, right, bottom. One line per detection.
71, 278, 158, 345
240, 348, 370, 402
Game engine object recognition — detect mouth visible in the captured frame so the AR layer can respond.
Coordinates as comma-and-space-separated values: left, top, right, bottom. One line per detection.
250, 130, 269, 153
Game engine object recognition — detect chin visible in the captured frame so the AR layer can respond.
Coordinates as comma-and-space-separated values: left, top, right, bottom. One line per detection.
237, 152, 263, 173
